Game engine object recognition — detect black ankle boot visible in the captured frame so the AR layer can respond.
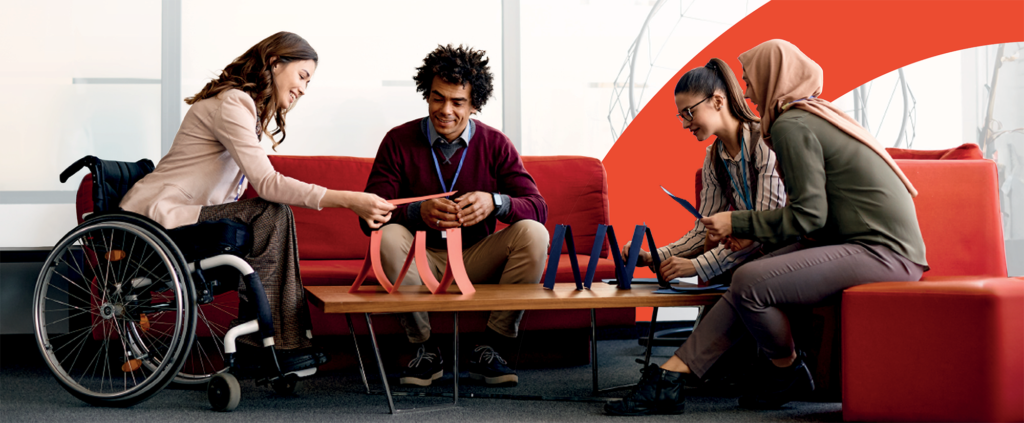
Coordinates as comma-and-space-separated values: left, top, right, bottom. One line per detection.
738, 356, 815, 409
604, 365, 686, 416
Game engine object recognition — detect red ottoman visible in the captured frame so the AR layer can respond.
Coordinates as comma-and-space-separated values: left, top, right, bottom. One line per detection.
842, 277, 1024, 422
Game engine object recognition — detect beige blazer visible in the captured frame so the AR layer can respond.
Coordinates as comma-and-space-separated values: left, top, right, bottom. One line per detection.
121, 89, 326, 229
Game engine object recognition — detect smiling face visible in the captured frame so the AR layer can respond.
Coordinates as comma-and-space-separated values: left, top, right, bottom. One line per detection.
272, 59, 316, 110
741, 69, 762, 116
675, 91, 726, 142
427, 76, 474, 142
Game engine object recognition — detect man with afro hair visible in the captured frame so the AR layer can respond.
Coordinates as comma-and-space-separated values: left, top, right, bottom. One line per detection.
361, 44, 549, 387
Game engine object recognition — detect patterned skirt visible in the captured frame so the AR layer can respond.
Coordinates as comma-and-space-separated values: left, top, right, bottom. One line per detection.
197, 198, 312, 350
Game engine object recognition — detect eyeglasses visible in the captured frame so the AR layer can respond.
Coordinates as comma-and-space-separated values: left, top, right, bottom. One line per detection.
676, 95, 712, 123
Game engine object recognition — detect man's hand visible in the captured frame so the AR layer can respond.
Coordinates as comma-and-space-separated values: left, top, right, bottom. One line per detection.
621, 241, 653, 267
421, 198, 461, 230
700, 211, 732, 242
659, 257, 697, 281
454, 191, 495, 227
723, 237, 754, 251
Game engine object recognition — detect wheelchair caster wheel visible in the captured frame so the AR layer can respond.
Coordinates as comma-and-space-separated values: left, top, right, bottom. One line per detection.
272, 375, 299, 396
208, 373, 241, 412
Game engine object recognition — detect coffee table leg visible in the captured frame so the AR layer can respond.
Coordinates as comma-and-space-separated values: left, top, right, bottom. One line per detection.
453, 311, 459, 406
591, 308, 599, 394
643, 307, 659, 368
346, 313, 371, 394
365, 313, 397, 414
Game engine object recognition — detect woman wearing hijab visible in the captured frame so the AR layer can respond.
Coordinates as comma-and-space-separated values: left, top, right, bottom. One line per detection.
605, 39, 926, 416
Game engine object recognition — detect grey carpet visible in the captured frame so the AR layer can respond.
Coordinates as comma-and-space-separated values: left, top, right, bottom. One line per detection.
1, 335, 841, 422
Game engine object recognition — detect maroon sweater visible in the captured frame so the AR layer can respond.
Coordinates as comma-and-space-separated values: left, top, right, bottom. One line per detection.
361, 118, 547, 249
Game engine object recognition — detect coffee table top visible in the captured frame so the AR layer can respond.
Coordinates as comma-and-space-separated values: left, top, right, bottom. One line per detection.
306, 283, 721, 314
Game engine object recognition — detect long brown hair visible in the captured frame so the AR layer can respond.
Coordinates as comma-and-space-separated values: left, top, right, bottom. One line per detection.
674, 58, 760, 210
185, 31, 318, 150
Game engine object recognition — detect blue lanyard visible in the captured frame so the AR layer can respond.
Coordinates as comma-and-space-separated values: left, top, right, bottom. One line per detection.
431, 146, 467, 195
721, 135, 754, 211
234, 175, 246, 201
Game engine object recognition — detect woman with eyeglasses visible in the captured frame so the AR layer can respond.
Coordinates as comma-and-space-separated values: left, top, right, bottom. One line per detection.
606, 40, 927, 416
619, 58, 786, 300
121, 32, 396, 371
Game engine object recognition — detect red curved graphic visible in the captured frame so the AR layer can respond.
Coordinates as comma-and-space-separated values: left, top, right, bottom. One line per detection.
603, 0, 1024, 284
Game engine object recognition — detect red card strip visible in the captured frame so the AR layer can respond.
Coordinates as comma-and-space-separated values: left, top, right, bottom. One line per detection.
349, 230, 416, 294
414, 231, 441, 293
442, 228, 475, 295
388, 191, 457, 205
348, 242, 375, 293
390, 236, 416, 292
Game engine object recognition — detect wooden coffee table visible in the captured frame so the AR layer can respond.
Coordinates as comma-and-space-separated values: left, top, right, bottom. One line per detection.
306, 283, 721, 414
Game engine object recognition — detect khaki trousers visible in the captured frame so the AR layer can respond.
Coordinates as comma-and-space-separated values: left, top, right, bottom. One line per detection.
378, 220, 549, 343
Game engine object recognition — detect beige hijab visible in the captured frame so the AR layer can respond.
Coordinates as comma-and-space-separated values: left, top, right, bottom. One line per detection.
738, 39, 918, 197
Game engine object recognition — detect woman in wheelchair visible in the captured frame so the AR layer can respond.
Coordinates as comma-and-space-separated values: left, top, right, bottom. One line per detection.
119, 32, 395, 371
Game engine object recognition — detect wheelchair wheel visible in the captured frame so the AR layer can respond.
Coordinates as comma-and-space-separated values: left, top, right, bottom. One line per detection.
33, 214, 197, 407
208, 373, 241, 412
171, 290, 239, 385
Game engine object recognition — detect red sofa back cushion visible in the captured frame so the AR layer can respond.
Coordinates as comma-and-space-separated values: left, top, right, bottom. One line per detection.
244, 155, 611, 260
517, 156, 611, 258
898, 159, 1006, 277
243, 156, 374, 260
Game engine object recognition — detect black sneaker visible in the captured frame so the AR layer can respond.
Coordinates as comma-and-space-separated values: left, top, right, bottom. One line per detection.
467, 345, 518, 386
604, 364, 686, 416
399, 344, 444, 387
738, 356, 815, 409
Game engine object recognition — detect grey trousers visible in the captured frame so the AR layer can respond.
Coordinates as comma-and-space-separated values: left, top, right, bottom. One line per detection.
675, 241, 925, 377
378, 220, 550, 343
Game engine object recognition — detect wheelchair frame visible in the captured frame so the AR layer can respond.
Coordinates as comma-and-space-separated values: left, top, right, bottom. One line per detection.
33, 158, 316, 411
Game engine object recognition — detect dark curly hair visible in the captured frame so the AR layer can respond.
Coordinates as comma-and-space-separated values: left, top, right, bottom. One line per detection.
185, 31, 318, 151
413, 44, 493, 111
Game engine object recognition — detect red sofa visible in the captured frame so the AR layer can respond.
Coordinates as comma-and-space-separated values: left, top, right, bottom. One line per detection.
841, 145, 1023, 422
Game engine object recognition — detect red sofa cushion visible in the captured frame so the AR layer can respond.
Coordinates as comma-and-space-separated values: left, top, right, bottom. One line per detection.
886, 143, 983, 160
521, 156, 612, 258
897, 159, 1006, 277
842, 278, 1024, 422
242, 156, 374, 260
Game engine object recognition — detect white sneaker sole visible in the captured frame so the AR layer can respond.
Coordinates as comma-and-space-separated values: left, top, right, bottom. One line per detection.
400, 370, 443, 387
469, 372, 518, 385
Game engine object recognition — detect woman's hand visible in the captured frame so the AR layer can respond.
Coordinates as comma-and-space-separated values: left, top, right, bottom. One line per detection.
659, 257, 697, 281
327, 191, 395, 229
700, 211, 732, 242
621, 241, 653, 267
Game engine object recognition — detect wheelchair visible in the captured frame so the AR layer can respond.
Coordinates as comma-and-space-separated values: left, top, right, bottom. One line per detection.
32, 156, 317, 411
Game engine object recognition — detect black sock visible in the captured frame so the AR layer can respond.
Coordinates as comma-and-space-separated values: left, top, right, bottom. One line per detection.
481, 327, 514, 355
411, 337, 439, 353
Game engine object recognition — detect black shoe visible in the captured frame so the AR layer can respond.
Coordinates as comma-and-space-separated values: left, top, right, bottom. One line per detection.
399, 344, 444, 387
605, 364, 686, 416
738, 356, 815, 409
467, 345, 518, 386
276, 347, 329, 374
232, 345, 328, 375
